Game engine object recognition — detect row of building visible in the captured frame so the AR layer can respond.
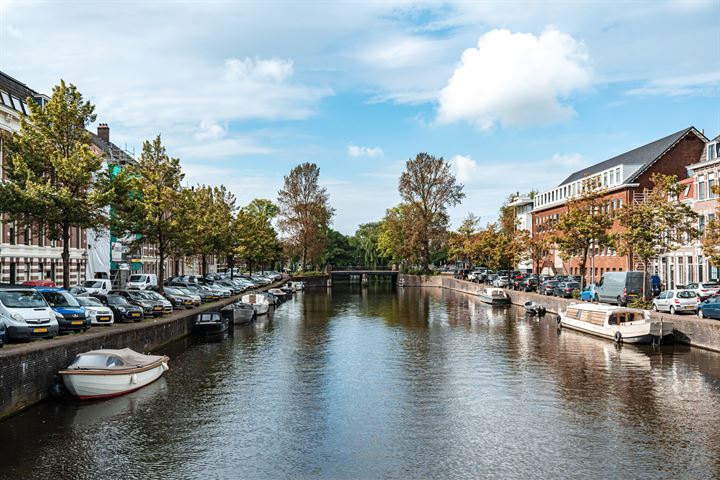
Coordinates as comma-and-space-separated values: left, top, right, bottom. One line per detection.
509, 126, 719, 288
0, 70, 218, 286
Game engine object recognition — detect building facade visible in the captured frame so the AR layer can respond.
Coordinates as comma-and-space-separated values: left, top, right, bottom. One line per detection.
532, 127, 708, 282
0, 71, 88, 285
507, 194, 534, 272
657, 136, 720, 288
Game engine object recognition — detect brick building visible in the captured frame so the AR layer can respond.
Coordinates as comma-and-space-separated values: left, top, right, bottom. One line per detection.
532, 127, 708, 283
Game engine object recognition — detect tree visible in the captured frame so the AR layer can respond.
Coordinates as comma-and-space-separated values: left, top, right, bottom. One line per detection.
234, 198, 281, 274
0, 80, 109, 287
553, 178, 613, 289
448, 213, 480, 267
350, 222, 388, 267
523, 231, 552, 275
397, 153, 465, 272
702, 185, 720, 267
615, 174, 698, 299
322, 229, 358, 266
110, 135, 183, 291
277, 163, 335, 270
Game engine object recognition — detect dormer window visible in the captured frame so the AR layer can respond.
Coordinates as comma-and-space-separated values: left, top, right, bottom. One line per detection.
709, 143, 718, 160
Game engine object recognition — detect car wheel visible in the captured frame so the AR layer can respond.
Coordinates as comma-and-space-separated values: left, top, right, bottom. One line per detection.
593, 294, 599, 303
653, 304, 658, 312
698, 309, 704, 319
670, 306, 676, 315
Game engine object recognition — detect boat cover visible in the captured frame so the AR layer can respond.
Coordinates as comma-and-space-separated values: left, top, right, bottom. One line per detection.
70, 348, 165, 370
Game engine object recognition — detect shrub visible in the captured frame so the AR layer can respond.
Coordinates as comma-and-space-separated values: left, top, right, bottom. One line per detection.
571, 289, 581, 300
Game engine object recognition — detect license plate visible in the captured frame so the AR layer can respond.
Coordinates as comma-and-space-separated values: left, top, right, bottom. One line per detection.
131, 313, 140, 317
34, 328, 48, 333
98, 316, 111, 322
153, 306, 162, 310
71, 321, 83, 325
685, 306, 695, 310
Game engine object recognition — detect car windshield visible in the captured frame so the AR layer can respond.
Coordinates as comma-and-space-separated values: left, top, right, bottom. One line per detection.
128, 292, 147, 300
0, 290, 47, 308
41, 290, 80, 307
700, 283, 719, 289
164, 288, 182, 295
107, 295, 131, 306
566, 282, 580, 288
76, 296, 103, 307
83, 280, 105, 288
677, 291, 697, 299
128, 275, 147, 282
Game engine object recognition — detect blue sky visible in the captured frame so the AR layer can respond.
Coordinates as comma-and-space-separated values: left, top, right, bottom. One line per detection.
0, 0, 718, 234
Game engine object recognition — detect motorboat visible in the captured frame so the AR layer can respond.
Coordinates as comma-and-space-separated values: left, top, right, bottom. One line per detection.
192, 311, 230, 335
478, 288, 510, 305
559, 303, 673, 344
59, 348, 169, 399
241, 293, 270, 315
222, 302, 256, 324
524, 301, 546, 315
269, 288, 291, 300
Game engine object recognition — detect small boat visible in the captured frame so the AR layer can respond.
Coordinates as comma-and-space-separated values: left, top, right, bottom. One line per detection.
281, 283, 295, 293
478, 287, 510, 305
222, 302, 256, 324
524, 301, 546, 315
396, 278, 405, 287
59, 348, 169, 400
269, 288, 291, 300
241, 293, 270, 315
559, 303, 673, 344
193, 311, 230, 335
292, 281, 305, 291
260, 292, 278, 305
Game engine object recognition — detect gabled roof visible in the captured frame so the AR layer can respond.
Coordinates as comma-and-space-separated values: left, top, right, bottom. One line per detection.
558, 127, 707, 187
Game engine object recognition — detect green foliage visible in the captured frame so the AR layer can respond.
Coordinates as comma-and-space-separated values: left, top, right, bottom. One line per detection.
350, 222, 389, 267
234, 198, 282, 273
322, 229, 358, 266
571, 289, 581, 300
0, 80, 108, 287
628, 298, 653, 310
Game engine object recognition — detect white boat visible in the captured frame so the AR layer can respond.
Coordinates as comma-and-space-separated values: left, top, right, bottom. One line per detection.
241, 293, 270, 315
59, 348, 169, 400
287, 281, 305, 291
269, 288, 291, 300
559, 303, 673, 344
478, 288, 510, 305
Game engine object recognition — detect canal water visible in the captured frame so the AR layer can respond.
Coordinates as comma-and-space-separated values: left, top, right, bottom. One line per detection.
1, 282, 719, 479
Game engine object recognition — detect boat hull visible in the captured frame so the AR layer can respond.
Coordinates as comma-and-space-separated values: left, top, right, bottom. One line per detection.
478, 295, 510, 305
192, 321, 229, 335
252, 303, 269, 315
60, 359, 169, 399
560, 317, 673, 344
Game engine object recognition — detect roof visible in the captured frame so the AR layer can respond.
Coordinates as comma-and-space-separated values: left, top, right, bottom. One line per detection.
558, 127, 705, 187
0, 70, 42, 116
90, 131, 135, 165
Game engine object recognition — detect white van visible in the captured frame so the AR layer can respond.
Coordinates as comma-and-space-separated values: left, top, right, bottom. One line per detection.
0, 287, 59, 340
127, 274, 158, 290
82, 278, 113, 295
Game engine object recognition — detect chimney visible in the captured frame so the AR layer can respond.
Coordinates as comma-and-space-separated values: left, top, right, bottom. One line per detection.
97, 123, 109, 143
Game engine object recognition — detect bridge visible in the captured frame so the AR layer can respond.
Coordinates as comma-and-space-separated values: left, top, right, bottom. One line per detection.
328, 266, 398, 284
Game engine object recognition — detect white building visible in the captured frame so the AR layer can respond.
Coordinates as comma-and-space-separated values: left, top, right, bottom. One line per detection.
507, 194, 534, 272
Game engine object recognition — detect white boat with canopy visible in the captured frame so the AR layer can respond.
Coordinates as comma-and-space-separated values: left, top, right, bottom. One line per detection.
241, 293, 270, 315
59, 348, 169, 399
559, 303, 673, 344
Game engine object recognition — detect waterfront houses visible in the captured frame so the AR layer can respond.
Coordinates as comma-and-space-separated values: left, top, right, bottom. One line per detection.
531, 127, 708, 283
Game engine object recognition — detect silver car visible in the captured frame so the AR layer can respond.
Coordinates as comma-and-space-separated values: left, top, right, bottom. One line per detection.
492, 276, 510, 288
652, 289, 699, 315
683, 282, 720, 301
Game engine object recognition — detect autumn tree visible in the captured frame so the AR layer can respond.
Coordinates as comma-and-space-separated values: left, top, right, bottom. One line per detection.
0, 80, 109, 287
397, 153, 465, 272
702, 184, 720, 267
277, 163, 335, 270
523, 231, 551, 275
110, 135, 183, 290
234, 198, 281, 273
553, 178, 613, 289
615, 174, 698, 299
448, 213, 480, 267
377, 204, 416, 268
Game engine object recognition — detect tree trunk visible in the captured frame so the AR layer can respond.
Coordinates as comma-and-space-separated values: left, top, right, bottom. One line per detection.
302, 244, 307, 272
158, 244, 165, 292
62, 222, 71, 289
642, 259, 648, 300
579, 249, 588, 290
201, 254, 207, 276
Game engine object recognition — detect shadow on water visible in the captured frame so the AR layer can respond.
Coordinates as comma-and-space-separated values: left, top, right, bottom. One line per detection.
0, 281, 719, 479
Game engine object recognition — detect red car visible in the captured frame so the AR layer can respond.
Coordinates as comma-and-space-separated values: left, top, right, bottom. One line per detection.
22, 280, 57, 287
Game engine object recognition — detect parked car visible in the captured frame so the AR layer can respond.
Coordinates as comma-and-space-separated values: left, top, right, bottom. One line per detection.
485, 274, 498, 284
126, 273, 158, 290
22, 279, 57, 287
684, 282, 720, 301
161, 287, 195, 309
652, 289, 700, 315
110, 289, 164, 317
580, 283, 597, 302
67, 285, 89, 296
91, 294, 144, 322
135, 290, 174, 314
540, 280, 560, 295
75, 295, 114, 325
35, 287, 91, 333
82, 278, 113, 295
467, 271, 484, 282
698, 295, 720, 319
173, 287, 202, 306
492, 276, 510, 288
519, 278, 538, 292
594, 271, 650, 306
552, 281, 581, 298
0, 286, 59, 340
0, 317, 5, 347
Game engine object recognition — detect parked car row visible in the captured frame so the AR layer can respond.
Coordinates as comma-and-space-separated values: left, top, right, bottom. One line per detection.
0, 270, 284, 346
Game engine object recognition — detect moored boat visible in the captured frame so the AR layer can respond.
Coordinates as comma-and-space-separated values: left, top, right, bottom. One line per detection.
478, 288, 510, 305
559, 303, 673, 344
222, 302, 256, 324
241, 293, 270, 315
59, 348, 169, 400
193, 311, 230, 335
269, 288, 291, 300
524, 301, 546, 315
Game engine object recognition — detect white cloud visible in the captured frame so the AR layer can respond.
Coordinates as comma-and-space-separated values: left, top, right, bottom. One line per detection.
626, 72, 720, 97
195, 119, 227, 141
437, 28, 591, 129
223, 57, 294, 82
549, 153, 585, 168
348, 144, 384, 157
450, 154, 481, 183
176, 136, 275, 158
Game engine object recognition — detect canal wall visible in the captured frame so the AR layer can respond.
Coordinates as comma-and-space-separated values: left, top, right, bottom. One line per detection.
290, 274, 332, 288
398, 274, 720, 353
0, 281, 284, 420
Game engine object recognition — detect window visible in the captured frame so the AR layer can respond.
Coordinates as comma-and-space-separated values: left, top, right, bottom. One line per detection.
9, 222, 15, 245
21, 102, 30, 115
609, 170, 615, 185
699, 180, 706, 200
24, 226, 30, 245
709, 179, 716, 197
603, 172, 608, 186
10, 96, 22, 111
0, 90, 11, 106
700, 215, 706, 234
616, 168, 621, 183
709, 144, 718, 160
699, 256, 704, 282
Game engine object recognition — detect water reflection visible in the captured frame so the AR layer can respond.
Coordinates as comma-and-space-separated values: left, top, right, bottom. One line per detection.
0, 283, 718, 479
